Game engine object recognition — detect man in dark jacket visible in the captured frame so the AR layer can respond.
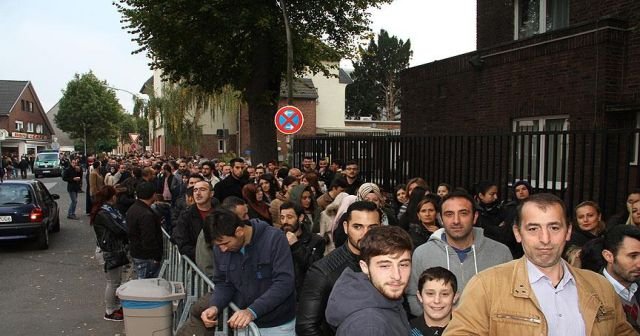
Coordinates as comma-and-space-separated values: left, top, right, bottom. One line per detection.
127, 182, 163, 279
296, 201, 381, 336
326, 226, 413, 336
342, 161, 363, 196
172, 181, 214, 261
213, 157, 246, 203
201, 209, 296, 334
279, 201, 325, 299
63, 159, 83, 219
116, 167, 142, 215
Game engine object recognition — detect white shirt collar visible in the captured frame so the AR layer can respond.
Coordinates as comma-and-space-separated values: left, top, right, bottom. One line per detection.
603, 268, 638, 302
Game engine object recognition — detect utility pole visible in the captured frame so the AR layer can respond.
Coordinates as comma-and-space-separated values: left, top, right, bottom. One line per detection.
279, 0, 294, 105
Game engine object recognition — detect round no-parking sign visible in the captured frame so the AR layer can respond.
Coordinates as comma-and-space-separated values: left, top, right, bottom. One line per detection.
274, 105, 304, 135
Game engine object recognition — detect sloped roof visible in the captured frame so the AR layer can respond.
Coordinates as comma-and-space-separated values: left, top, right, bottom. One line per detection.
339, 68, 354, 84
139, 76, 153, 95
46, 101, 75, 147
0, 80, 29, 115
279, 78, 318, 99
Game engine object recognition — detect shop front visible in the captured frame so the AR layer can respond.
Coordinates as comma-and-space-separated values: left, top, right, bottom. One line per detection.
0, 132, 51, 158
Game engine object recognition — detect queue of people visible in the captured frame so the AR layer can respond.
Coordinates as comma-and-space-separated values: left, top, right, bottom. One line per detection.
72, 152, 640, 335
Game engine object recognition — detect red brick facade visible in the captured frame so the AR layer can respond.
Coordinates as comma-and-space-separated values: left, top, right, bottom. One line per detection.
0, 83, 53, 138
401, 0, 640, 135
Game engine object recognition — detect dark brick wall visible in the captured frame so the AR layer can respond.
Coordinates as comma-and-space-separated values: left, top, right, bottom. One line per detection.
401, 17, 637, 135
477, 0, 514, 49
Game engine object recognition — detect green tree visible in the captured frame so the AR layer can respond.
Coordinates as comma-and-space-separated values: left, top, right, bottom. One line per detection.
55, 72, 123, 153
346, 29, 412, 120
118, 113, 148, 148
115, 0, 390, 164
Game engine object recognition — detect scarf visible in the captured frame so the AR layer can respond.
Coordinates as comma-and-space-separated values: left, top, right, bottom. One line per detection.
101, 203, 127, 232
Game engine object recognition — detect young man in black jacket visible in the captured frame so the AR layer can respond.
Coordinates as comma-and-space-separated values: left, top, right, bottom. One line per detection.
172, 181, 214, 261
63, 159, 83, 219
279, 201, 325, 299
126, 182, 163, 279
296, 201, 381, 336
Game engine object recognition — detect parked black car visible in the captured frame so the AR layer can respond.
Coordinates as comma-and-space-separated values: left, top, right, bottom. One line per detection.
0, 180, 60, 249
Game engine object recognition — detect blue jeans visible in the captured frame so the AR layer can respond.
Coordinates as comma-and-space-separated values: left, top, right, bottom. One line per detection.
133, 258, 161, 279
258, 318, 296, 336
68, 191, 78, 217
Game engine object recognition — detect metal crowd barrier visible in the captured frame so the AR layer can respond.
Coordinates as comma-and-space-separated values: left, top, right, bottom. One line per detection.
160, 228, 261, 336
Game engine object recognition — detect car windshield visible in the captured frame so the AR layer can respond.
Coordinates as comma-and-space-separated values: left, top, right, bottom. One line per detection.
38, 154, 59, 161
0, 185, 32, 205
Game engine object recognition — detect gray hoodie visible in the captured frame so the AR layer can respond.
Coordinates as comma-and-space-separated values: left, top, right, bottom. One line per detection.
326, 268, 411, 336
406, 227, 512, 316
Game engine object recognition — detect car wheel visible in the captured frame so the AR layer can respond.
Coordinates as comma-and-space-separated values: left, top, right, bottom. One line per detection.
36, 225, 49, 250
52, 215, 60, 233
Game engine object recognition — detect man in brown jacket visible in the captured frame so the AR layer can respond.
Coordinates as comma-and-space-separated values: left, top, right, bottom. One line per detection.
445, 193, 635, 336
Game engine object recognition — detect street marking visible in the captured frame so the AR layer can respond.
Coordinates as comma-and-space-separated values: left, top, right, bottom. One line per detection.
43, 182, 57, 190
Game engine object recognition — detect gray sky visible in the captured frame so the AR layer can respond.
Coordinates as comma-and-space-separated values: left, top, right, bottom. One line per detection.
0, 0, 476, 113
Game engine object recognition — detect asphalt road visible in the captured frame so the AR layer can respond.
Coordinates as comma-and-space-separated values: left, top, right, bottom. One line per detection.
0, 175, 125, 336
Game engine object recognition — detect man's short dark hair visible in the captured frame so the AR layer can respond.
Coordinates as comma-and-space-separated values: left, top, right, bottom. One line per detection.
603, 224, 640, 257
201, 161, 214, 169
359, 226, 412, 265
515, 193, 567, 228
345, 160, 358, 167
345, 201, 382, 223
188, 174, 205, 183
332, 159, 343, 169
441, 191, 476, 215
280, 201, 303, 218
417, 266, 458, 294
221, 196, 247, 212
229, 157, 244, 166
203, 209, 246, 242
330, 176, 349, 190
136, 181, 156, 200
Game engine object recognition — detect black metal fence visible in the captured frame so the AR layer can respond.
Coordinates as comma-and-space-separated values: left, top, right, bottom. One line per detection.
293, 129, 640, 219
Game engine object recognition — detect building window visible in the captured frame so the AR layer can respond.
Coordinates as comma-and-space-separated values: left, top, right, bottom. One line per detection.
632, 112, 640, 166
515, 0, 569, 39
28, 102, 34, 112
217, 139, 226, 153
36, 124, 43, 134
27, 122, 34, 133
21, 100, 25, 111
510, 115, 569, 190
15, 120, 23, 131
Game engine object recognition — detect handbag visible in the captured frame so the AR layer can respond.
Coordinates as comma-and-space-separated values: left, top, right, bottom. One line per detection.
103, 248, 130, 271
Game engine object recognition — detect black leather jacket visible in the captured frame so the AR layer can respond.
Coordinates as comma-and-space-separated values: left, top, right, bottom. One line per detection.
93, 209, 128, 253
296, 243, 361, 336
291, 227, 326, 299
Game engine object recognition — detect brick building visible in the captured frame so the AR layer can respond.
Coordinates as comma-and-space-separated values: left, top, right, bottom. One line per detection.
0, 80, 54, 157
401, 0, 640, 134
397, 0, 640, 214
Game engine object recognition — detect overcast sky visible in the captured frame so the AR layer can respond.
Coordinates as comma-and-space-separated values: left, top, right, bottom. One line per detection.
0, 0, 476, 113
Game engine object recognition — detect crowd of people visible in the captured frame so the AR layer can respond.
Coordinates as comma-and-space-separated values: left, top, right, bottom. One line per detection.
71, 152, 640, 335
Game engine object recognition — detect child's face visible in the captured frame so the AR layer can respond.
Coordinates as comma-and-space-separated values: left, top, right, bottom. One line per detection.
417, 279, 456, 324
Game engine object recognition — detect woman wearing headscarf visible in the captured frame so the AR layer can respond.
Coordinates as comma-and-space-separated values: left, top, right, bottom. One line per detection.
289, 184, 322, 233
331, 194, 358, 249
318, 192, 349, 254
355, 182, 399, 227
242, 183, 272, 224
